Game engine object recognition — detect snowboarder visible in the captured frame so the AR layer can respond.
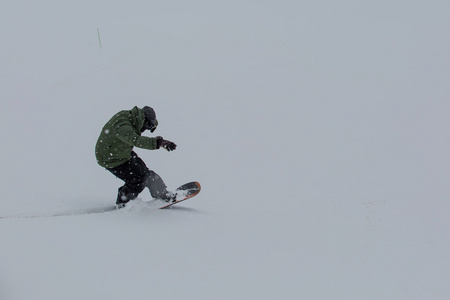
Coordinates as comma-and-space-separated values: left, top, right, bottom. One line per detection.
95, 106, 177, 208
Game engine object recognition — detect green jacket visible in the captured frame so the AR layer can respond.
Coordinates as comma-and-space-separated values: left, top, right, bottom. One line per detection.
95, 106, 158, 168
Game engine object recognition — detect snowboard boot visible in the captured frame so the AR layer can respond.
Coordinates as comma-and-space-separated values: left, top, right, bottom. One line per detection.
115, 202, 127, 209
145, 171, 176, 202
115, 186, 137, 209
158, 191, 177, 203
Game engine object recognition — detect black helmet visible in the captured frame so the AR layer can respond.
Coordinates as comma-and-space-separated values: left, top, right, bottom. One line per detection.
142, 106, 158, 132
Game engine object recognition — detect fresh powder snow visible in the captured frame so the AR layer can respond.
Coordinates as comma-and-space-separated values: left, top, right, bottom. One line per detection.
1, 1, 449, 299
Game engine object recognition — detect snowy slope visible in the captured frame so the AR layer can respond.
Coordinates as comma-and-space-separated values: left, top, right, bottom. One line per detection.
1, 0, 450, 299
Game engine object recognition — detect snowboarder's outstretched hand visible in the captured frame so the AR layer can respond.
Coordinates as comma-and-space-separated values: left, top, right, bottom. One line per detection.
161, 140, 177, 151
156, 136, 177, 151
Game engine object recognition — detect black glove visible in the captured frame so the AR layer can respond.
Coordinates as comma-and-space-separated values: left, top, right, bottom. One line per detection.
161, 140, 177, 151
156, 136, 177, 151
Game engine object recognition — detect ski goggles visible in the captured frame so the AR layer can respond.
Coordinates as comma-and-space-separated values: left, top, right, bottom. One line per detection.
148, 119, 158, 132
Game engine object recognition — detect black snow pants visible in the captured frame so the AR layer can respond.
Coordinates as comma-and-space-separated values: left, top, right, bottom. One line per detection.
107, 151, 169, 204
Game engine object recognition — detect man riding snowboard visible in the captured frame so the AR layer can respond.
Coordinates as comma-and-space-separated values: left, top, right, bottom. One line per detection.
95, 106, 177, 208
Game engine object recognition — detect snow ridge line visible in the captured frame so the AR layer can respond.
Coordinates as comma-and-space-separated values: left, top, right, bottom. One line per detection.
0, 206, 117, 219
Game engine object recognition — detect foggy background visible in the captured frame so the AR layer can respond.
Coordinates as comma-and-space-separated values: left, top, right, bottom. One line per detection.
1, 0, 449, 299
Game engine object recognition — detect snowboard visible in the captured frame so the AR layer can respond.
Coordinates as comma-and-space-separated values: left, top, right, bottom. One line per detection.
159, 181, 201, 209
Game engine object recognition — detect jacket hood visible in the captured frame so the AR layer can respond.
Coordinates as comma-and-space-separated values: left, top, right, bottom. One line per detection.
129, 106, 145, 131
